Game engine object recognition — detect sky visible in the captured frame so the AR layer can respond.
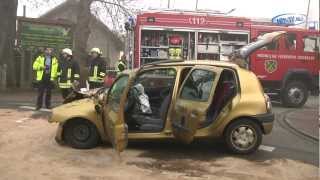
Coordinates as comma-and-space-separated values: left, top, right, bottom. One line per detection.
17, 0, 319, 25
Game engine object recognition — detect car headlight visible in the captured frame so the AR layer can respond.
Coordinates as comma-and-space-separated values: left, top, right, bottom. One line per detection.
264, 94, 272, 112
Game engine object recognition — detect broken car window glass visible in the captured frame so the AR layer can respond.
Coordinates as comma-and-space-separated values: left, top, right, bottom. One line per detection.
108, 75, 129, 112
181, 69, 215, 101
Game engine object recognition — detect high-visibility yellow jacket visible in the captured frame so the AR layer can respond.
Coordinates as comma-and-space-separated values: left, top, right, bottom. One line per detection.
32, 55, 59, 81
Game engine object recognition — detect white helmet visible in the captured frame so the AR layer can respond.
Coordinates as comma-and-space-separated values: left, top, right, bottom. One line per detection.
90, 47, 102, 55
62, 48, 72, 56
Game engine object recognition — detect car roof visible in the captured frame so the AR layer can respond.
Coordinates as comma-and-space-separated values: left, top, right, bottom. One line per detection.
141, 60, 240, 69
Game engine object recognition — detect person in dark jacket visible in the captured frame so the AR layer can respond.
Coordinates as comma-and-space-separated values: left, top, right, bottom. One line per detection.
88, 47, 106, 89
58, 48, 80, 99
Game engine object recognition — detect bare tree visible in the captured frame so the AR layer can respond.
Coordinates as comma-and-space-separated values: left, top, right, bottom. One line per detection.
74, 0, 134, 84
0, 0, 18, 87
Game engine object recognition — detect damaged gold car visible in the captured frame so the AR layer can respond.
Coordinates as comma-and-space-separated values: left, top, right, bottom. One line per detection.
49, 31, 284, 154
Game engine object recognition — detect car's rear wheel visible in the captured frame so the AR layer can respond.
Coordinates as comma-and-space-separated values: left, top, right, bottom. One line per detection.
63, 118, 100, 149
224, 119, 262, 154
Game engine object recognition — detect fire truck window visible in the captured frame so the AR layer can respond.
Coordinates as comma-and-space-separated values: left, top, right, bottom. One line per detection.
256, 32, 279, 50
260, 41, 279, 50
284, 33, 297, 50
303, 36, 318, 52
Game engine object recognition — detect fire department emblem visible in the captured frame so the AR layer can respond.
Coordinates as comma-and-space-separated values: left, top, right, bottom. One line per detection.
265, 60, 278, 73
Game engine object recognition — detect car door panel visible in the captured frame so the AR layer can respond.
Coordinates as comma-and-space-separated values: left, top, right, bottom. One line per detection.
102, 75, 131, 153
171, 66, 222, 143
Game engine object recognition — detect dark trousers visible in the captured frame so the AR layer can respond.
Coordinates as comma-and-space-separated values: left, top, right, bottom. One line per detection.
61, 88, 72, 99
36, 78, 53, 109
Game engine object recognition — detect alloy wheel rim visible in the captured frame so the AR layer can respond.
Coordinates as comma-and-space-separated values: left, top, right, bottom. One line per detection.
230, 125, 257, 151
288, 87, 304, 104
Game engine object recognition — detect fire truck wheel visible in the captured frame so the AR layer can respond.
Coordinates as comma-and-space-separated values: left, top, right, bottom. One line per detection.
282, 81, 308, 108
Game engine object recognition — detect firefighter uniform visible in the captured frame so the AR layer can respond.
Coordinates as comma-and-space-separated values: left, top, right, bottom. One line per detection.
88, 58, 106, 88
58, 58, 80, 99
33, 54, 58, 109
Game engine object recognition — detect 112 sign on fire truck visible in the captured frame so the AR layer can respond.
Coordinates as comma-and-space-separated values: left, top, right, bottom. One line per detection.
129, 10, 319, 107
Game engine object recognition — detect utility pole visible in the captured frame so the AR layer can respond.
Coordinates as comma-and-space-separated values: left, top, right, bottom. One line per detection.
195, 0, 198, 10
167, 0, 170, 8
305, 0, 310, 29
23, 5, 26, 17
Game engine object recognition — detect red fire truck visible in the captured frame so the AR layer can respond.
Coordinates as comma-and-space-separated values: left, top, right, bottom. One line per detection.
131, 10, 319, 107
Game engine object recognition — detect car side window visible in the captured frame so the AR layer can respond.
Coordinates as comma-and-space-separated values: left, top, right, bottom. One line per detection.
108, 75, 129, 112
134, 68, 177, 88
180, 69, 216, 101
284, 33, 297, 50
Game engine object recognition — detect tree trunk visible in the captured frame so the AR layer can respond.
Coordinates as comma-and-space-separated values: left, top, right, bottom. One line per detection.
74, 0, 93, 87
0, 0, 18, 87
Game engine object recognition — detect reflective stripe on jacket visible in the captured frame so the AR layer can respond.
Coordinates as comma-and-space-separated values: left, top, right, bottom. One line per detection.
58, 59, 80, 89
88, 58, 106, 83
32, 55, 58, 81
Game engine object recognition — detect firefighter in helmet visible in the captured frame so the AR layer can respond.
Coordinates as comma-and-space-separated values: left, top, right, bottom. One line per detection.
57, 48, 80, 99
32, 47, 59, 110
116, 53, 127, 75
88, 47, 106, 89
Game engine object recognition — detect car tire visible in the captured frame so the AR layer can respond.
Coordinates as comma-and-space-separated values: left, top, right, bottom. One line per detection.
281, 81, 308, 108
224, 119, 262, 154
63, 119, 100, 149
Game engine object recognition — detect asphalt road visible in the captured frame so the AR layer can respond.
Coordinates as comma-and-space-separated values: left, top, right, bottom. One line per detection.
0, 95, 318, 167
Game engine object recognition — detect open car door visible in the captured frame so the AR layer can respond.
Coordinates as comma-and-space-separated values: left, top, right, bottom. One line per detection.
102, 74, 130, 153
171, 66, 223, 143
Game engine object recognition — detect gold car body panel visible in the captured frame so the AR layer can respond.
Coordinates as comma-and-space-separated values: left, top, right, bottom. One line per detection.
170, 65, 223, 143
127, 64, 268, 141
50, 98, 107, 142
102, 72, 137, 153
51, 61, 271, 144
194, 67, 268, 138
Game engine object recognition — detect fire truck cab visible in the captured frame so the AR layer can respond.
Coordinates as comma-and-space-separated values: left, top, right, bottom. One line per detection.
249, 26, 319, 107
131, 11, 319, 107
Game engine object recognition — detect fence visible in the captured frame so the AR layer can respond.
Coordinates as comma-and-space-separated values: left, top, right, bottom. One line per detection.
0, 64, 7, 91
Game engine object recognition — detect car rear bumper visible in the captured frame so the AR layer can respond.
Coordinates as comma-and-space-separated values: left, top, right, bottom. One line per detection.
253, 112, 275, 134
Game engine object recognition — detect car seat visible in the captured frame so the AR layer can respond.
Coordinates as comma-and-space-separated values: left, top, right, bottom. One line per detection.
201, 80, 235, 128
137, 94, 172, 131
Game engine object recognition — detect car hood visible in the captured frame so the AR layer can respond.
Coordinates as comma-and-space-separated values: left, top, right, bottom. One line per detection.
54, 98, 93, 111
237, 31, 286, 59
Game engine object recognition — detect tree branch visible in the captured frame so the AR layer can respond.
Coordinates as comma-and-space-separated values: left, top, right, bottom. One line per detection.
94, 0, 132, 16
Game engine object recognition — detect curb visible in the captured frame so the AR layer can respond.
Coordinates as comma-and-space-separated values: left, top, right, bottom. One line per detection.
284, 112, 319, 141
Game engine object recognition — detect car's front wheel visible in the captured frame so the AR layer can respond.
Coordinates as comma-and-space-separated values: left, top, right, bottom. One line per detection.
63, 119, 100, 149
224, 119, 262, 154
